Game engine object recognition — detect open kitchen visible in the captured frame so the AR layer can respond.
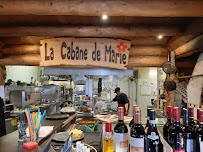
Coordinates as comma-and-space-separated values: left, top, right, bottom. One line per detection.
0, 1, 203, 152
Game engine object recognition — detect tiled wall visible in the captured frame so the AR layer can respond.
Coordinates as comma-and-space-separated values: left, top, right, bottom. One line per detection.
5, 66, 41, 83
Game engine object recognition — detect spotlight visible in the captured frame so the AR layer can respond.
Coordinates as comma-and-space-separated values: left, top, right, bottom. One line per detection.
158, 35, 163, 39
102, 15, 108, 20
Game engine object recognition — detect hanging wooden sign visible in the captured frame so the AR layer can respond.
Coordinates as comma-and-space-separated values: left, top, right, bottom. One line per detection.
40, 38, 131, 69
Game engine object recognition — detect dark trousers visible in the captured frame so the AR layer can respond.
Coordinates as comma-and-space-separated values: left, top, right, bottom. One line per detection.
0, 98, 6, 137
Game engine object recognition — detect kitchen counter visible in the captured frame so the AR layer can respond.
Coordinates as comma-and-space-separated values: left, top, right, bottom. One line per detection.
0, 113, 76, 152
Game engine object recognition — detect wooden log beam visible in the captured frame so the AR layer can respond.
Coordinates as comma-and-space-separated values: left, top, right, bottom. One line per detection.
129, 46, 168, 57
0, 54, 41, 66
130, 36, 170, 46
168, 34, 199, 51
176, 61, 196, 68
0, 54, 192, 69
0, 36, 50, 45
0, 44, 168, 57
0, 45, 40, 56
0, 0, 202, 17
168, 18, 203, 52
0, 26, 180, 37
174, 35, 203, 57
127, 56, 168, 67
1, 36, 170, 46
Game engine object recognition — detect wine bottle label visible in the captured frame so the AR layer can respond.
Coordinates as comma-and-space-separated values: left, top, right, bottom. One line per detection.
114, 132, 128, 152
201, 141, 203, 151
186, 139, 193, 152
148, 132, 159, 140
173, 149, 184, 152
130, 137, 144, 152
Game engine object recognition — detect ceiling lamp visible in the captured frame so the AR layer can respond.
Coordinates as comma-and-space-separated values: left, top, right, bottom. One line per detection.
102, 15, 108, 20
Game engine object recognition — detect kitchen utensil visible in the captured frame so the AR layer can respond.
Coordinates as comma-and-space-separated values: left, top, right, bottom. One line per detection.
45, 114, 69, 120
52, 132, 84, 143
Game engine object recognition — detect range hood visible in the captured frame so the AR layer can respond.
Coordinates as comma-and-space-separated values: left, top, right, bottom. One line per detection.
44, 67, 133, 76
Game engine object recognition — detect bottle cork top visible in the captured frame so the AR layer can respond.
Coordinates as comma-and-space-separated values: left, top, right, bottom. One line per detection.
173, 107, 180, 122
105, 121, 112, 132
167, 106, 173, 119
188, 106, 194, 118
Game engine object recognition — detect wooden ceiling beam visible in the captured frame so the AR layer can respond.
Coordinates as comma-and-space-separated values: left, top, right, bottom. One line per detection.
0, 54, 41, 66
127, 56, 167, 67
174, 34, 203, 57
129, 46, 168, 57
0, 0, 202, 17
0, 53, 190, 69
168, 18, 203, 52
1, 36, 170, 46
0, 26, 180, 37
0, 44, 168, 57
0, 44, 40, 56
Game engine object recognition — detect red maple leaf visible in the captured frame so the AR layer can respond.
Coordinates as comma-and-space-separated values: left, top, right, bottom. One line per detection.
117, 42, 127, 52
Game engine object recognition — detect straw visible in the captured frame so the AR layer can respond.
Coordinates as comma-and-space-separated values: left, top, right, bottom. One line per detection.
32, 113, 35, 130
40, 110, 46, 124
35, 112, 41, 141
27, 108, 34, 133
25, 109, 33, 137
35, 113, 37, 126
38, 109, 40, 116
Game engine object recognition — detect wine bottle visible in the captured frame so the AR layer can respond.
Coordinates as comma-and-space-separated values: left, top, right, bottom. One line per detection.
129, 105, 138, 128
163, 106, 173, 141
147, 110, 160, 152
196, 108, 201, 125
168, 107, 184, 152
103, 122, 113, 152
145, 108, 152, 132
114, 107, 128, 152
188, 107, 196, 127
183, 108, 195, 152
195, 109, 203, 152
130, 108, 145, 152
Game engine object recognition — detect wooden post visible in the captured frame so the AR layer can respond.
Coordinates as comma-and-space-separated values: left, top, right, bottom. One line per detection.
0, 66, 5, 85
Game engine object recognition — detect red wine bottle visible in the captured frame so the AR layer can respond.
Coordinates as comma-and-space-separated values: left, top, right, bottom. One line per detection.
196, 108, 201, 125
130, 109, 145, 152
129, 105, 138, 128
163, 106, 173, 141
188, 107, 196, 128
183, 108, 195, 152
145, 108, 152, 132
195, 109, 203, 152
147, 110, 160, 152
168, 107, 184, 152
114, 107, 128, 152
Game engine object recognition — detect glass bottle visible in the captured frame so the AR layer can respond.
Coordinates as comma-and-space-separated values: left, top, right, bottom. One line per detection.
114, 107, 128, 152
130, 108, 145, 152
168, 107, 184, 152
183, 108, 195, 152
103, 122, 113, 152
163, 106, 173, 141
129, 105, 138, 128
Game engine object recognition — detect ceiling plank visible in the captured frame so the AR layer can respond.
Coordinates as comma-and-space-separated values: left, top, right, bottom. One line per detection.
0, 26, 180, 37
0, 0, 202, 17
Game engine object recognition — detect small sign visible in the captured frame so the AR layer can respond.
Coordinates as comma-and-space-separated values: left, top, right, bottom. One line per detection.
40, 38, 131, 69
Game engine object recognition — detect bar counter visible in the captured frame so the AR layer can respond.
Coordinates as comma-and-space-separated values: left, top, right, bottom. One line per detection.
0, 113, 76, 152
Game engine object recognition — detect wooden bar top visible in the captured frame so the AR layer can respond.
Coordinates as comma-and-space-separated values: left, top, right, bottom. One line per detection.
0, 113, 76, 152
